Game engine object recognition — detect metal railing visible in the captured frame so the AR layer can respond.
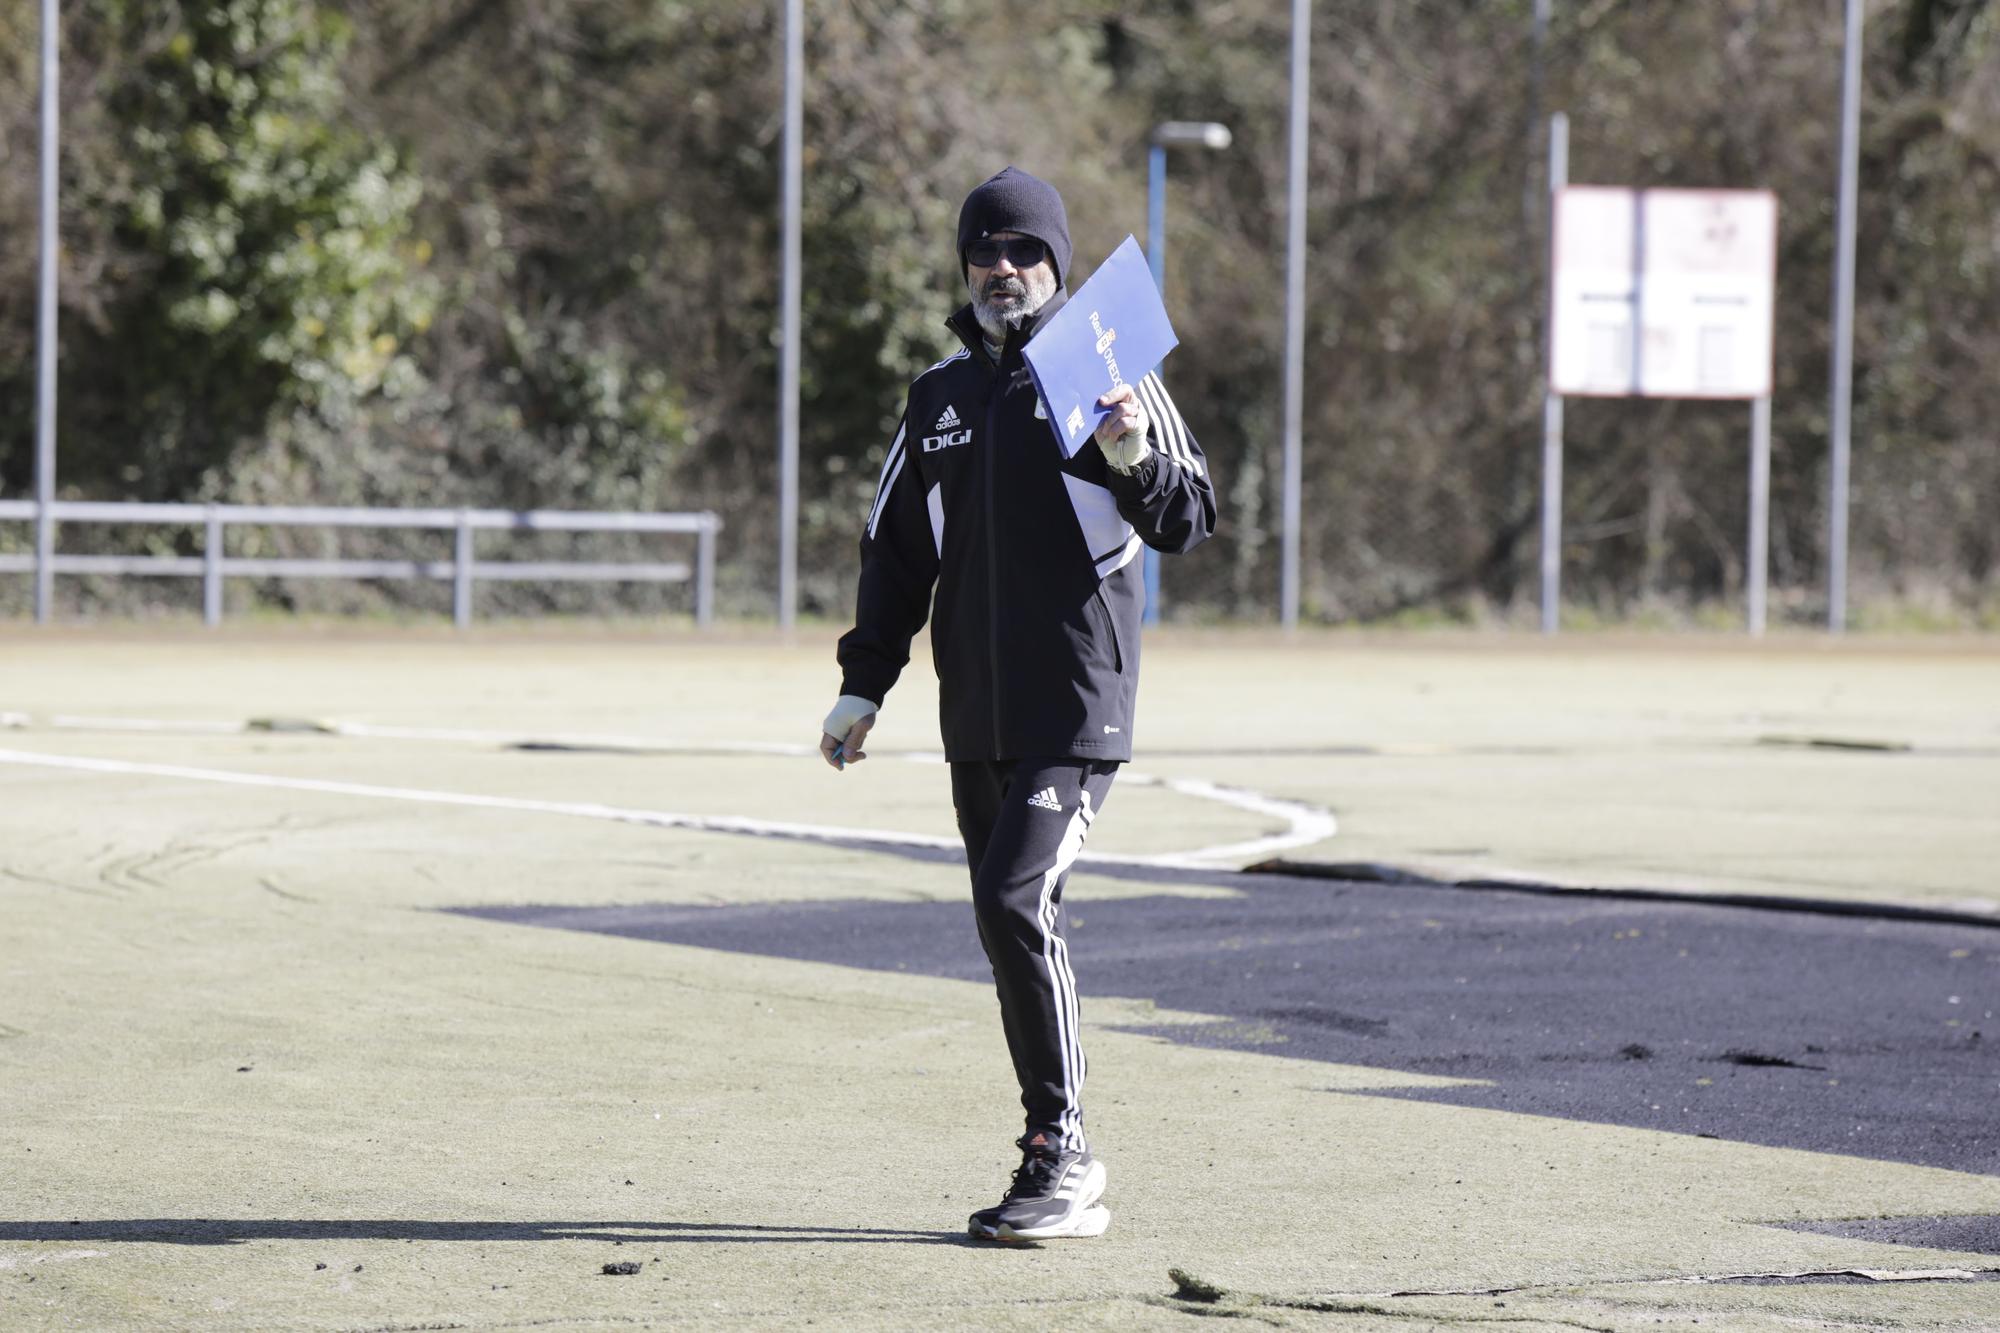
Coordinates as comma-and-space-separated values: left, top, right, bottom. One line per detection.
0, 501, 720, 627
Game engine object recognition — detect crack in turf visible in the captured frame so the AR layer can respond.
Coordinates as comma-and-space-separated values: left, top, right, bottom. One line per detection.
1142, 1296, 1285, 1324
259, 876, 318, 904
1143, 1266, 2000, 1330
92, 849, 153, 894
2, 865, 117, 900
1150, 1293, 1615, 1331
1156, 1268, 1619, 1329
1280, 1307, 1614, 1333
123, 816, 339, 895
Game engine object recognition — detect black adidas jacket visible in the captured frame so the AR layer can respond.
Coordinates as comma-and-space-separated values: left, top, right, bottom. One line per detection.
837, 289, 1217, 763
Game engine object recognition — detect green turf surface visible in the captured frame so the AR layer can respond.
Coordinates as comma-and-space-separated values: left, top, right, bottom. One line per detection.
2, 627, 1996, 1329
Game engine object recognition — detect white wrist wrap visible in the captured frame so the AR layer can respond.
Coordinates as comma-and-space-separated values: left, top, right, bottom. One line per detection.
1102, 429, 1153, 474
822, 694, 877, 742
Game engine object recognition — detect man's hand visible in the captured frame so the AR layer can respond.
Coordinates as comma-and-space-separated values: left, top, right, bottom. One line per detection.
1092, 383, 1153, 474
819, 694, 878, 770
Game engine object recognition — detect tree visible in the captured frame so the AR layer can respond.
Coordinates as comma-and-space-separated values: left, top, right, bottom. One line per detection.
0, 0, 433, 505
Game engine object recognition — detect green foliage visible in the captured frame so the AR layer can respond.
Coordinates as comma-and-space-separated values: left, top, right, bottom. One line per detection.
0, 0, 433, 508
2, 0, 1996, 621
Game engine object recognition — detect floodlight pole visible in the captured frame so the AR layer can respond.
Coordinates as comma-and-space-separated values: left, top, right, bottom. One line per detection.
1826, 0, 1862, 633
776, 0, 802, 631
1279, 0, 1310, 630
1747, 394, 1771, 635
34, 0, 59, 624
1539, 112, 1568, 635
1525, 0, 1550, 234
1143, 121, 1231, 627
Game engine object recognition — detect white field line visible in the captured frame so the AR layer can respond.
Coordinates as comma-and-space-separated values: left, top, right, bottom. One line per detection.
0, 743, 1335, 872
45, 714, 244, 734
1115, 775, 1337, 866
0, 747, 961, 852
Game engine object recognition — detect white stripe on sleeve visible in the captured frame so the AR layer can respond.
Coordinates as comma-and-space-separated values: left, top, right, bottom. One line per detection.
864, 422, 907, 538
1138, 373, 1202, 477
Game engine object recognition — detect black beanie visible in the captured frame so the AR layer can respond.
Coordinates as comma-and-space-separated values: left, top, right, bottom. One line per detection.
957, 166, 1072, 288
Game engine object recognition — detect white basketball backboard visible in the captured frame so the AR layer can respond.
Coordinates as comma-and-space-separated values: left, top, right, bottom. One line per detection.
1550, 187, 1778, 399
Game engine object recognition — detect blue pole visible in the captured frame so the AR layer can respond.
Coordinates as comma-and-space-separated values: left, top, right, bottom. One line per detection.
1147, 145, 1167, 290
1142, 144, 1166, 625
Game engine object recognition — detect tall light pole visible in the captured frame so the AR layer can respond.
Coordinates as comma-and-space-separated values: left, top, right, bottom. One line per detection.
1143, 120, 1231, 626
1539, 113, 1568, 635
34, 0, 59, 624
1280, 0, 1310, 629
1525, 0, 1550, 234
1826, 0, 1862, 633
776, 0, 803, 630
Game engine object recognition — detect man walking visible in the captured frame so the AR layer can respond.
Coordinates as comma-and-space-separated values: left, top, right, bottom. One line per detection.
818, 167, 1216, 1241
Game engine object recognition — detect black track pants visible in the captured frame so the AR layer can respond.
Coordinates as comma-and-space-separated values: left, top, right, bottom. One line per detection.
950, 756, 1119, 1154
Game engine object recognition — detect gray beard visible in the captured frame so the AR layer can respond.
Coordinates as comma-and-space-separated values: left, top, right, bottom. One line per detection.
968, 266, 1057, 343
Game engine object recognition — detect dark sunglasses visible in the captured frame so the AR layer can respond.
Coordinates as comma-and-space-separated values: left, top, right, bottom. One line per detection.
965, 236, 1047, 269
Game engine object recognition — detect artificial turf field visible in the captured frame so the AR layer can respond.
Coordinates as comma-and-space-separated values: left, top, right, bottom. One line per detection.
1, 625, 1996, 1330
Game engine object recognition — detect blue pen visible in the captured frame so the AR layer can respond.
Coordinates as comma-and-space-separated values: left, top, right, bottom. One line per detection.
832, 741, 845, 770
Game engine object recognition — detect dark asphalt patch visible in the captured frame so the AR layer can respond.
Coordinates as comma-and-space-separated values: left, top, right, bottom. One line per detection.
1776, 1214, 2000, 1257
1247, 857, 2000, 931
445, 874, 2000, 1175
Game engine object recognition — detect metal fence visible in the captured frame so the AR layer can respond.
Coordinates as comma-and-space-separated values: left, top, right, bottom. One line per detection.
0, 501, 720, 627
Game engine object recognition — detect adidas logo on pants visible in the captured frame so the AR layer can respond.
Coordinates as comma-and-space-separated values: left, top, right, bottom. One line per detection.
949, 757, 1119, 1155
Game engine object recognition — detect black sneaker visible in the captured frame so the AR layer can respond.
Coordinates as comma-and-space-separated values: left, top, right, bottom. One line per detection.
966, 1203, 1002, 1241
969, 1133, 1110, 1241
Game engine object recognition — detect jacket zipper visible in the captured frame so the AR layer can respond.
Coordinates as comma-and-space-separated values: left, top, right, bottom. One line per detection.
1093, 585, 1123, 673
983, 357, 1004, 758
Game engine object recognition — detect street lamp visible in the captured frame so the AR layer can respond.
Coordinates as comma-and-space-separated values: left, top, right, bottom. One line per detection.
1144, 120, 1231, 625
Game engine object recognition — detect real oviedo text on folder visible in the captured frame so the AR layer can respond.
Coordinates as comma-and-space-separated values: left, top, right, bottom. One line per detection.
1022, 235, 1180, 459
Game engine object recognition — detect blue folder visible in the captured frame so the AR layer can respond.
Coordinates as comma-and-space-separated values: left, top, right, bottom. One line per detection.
1023, 235, 1180, 458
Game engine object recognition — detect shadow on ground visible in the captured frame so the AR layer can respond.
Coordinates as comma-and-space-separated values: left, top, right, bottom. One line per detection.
0, 1220, 956, 1246
449, 871, 2000, 1176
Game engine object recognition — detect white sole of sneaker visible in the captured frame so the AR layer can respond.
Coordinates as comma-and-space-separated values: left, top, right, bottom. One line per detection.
1079, 1158, 1107, 1208
996, 1203, 1111, 1242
